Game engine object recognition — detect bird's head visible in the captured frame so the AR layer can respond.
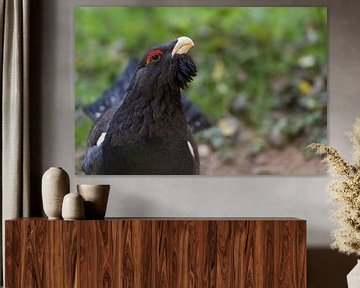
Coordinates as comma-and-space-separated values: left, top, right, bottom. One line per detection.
136, 36, 197, 90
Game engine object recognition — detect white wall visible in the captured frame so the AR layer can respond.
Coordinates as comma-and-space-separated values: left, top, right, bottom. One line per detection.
34, 0, 360, 246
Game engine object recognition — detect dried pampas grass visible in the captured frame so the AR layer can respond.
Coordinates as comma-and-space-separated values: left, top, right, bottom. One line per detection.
308, 118, 360, 256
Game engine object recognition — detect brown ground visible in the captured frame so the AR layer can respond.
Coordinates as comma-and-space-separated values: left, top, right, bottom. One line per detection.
197, 122, 326, 176
199, 144, 325, 176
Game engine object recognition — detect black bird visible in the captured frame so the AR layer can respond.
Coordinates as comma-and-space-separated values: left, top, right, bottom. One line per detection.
83, 59, 211, 133
83, 36, 202, 175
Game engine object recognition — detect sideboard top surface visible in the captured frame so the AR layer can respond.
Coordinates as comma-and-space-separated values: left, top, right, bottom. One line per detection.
6, 217, 305, 222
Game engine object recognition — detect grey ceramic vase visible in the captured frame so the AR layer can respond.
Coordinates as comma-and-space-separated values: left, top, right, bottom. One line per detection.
62, 192, 85, 220
42, 167, 70, 219
77, 184, 110, 219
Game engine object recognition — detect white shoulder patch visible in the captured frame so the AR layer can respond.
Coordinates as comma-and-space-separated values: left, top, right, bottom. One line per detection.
96, 132, 106, 146
187, 141, 195, 159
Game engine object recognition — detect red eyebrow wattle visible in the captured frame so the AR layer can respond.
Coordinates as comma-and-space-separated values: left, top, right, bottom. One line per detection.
146, 49, 164, 64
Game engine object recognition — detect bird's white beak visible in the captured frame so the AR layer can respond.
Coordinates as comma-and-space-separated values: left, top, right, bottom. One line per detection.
171, 36, 194, 57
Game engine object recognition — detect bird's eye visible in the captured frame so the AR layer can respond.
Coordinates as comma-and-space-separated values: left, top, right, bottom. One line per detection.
151, 54, 160, 62
146, 49, 164, 64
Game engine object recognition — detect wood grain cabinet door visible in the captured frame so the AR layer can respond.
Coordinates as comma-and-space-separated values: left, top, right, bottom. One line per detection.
6, 218, 306, 288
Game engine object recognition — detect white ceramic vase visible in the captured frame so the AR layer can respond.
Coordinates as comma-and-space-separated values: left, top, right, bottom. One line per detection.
347, 259, 360, 288
62, 192, 85, 220
77, 184, 110, 219
42, 167, 70, 219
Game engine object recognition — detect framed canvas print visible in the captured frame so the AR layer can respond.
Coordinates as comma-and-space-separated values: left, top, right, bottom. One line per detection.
74, 7, 327, 175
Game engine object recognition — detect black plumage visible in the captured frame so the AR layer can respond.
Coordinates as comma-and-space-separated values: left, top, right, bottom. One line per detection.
83, 37, 203, 175
83, 59, 211, 133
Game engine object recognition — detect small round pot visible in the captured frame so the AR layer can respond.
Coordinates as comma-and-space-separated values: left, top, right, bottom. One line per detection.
77, 184, 110, 219
62, 192, 85, 220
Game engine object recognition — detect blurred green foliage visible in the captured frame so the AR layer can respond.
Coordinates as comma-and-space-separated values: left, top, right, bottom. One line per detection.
75, 7, 327, 152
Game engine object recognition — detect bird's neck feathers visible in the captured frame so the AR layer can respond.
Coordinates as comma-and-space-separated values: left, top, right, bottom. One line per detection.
108, 54, 197, 141
128, 70, 182, 107
116, 73, 187, 139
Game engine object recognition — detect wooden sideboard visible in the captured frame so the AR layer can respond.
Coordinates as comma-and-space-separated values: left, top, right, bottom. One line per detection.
5, 218, 306, 287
